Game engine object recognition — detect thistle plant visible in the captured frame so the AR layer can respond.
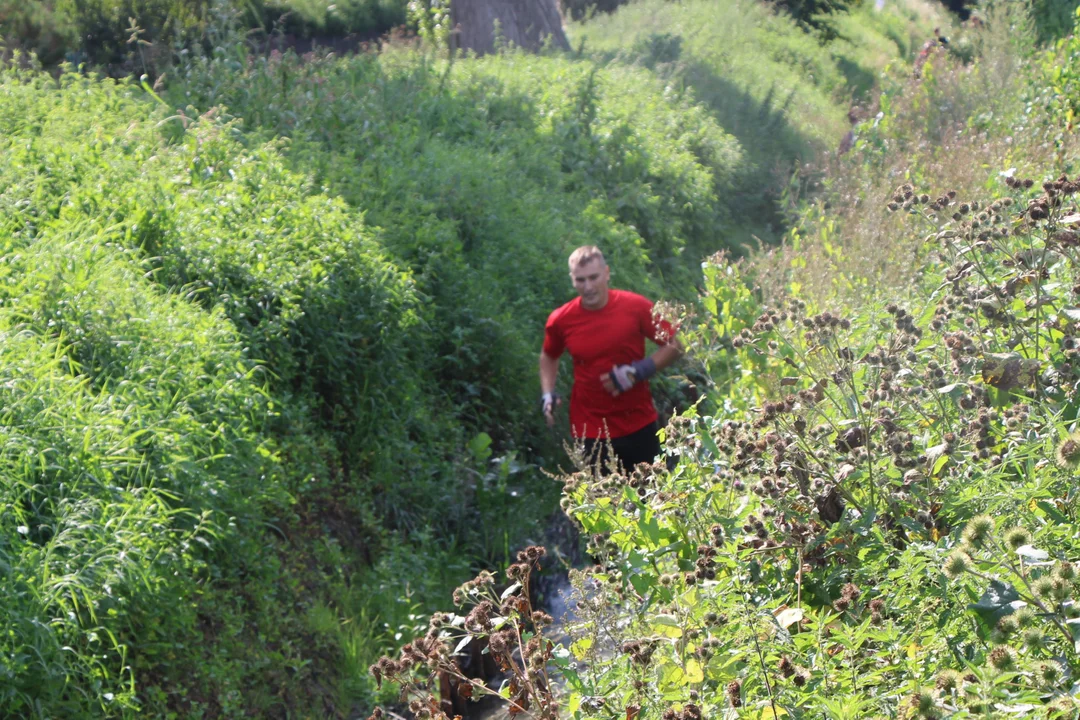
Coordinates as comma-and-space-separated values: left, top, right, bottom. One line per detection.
368, 546, 559, 720
942, 514, 1080, 688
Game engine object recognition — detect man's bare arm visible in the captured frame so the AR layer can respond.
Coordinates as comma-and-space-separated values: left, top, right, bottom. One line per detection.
539, 351, 560, 394
650, 339, 683, 373
539, 351, 562, 426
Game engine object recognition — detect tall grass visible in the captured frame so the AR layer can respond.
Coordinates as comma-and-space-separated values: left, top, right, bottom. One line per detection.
0, 67, 438, 715
569, 0, 949, 247
749, 1, 1080, 308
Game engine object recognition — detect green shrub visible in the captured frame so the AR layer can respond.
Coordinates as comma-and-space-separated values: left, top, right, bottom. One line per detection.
260, 0, 406, 35
769, 0, 852, 39
1031, 0, 1080, 42
558, 0, 628, 22
53, 0, 211, 66
0, 1, 76, 65
0, 67, 451, 716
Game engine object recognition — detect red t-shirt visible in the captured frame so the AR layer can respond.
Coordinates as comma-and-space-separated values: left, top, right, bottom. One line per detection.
543, 289, 674, 439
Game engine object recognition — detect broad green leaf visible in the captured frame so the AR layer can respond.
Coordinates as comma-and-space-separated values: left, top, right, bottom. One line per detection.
570, 637, 593, 659
657, 661, 685, 691
568, 694, 582, 714
684, 658, 704, 683
968, 580, 1024, 635
467, 432, 492, 463
650, 614, 683, 638
1037, 500, 1069, 524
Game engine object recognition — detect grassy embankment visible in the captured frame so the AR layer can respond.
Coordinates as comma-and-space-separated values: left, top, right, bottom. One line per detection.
0, 0, 946, 716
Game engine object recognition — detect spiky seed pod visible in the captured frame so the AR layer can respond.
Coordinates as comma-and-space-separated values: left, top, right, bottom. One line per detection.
1022, 626, 1047, 651
1038, 660, 1064, 687
909, 689, 938, 719
1047, 696, 1079, 718
726, 680, 742, 708
1055, 433, 1080, 468
1014, 606, 1037, 627
935, 670, 963, 692
988, 646, 1016, 672
943, 551, 971, 579
1051, 577, 1072, 602
1004, 527, 1032, 551
1033, 576, 1056, 598
996, 614, 1020, 637
962, 515, 994, 548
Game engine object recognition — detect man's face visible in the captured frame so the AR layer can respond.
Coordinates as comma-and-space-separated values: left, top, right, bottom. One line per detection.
570, 258, 610, 310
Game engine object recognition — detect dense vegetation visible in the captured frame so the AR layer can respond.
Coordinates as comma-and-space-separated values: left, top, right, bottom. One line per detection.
374, 4, 1080, 720
3, 0, 927, 714
6, 0, 1080, 718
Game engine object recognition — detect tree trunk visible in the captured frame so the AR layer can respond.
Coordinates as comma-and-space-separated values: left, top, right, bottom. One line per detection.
451, 0, 570, 56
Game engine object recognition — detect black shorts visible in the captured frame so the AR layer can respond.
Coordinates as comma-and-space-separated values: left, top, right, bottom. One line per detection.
581, 420, 661, 475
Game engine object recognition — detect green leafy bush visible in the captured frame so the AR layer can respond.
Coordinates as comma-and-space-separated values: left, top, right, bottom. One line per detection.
258, 0, 406, 36
0, 67, 460, 716
53, 0, 210, 65
0, 0, 76, 65
1031, 0, 1080, 42
0, 73, 286, 716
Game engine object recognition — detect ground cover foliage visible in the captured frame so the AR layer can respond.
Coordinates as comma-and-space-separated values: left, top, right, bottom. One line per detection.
360, 6, 1080, 720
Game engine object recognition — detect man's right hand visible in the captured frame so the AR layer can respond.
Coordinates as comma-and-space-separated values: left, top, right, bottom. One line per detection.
541, 391, 562, 427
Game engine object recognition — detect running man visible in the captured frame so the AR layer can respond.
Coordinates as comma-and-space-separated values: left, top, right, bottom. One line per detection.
539, 246, 682, 473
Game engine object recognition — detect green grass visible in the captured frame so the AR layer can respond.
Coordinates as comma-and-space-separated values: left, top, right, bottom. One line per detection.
570, 0, 948, 239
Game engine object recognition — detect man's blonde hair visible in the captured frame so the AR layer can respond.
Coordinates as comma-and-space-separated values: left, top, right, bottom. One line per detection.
568, 245, 606, 271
